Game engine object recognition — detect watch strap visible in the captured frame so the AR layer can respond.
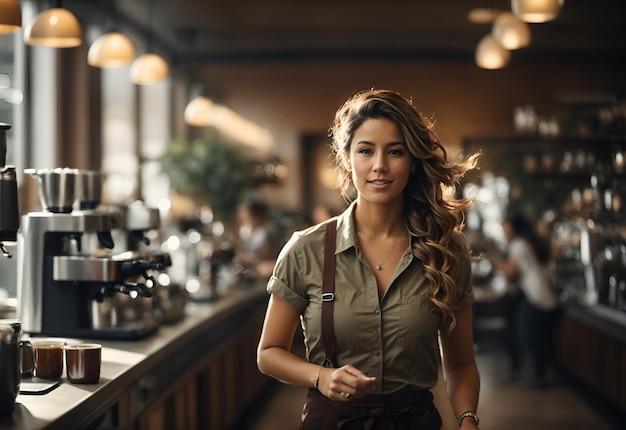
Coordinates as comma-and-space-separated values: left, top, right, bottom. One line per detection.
457, 410, 479, 426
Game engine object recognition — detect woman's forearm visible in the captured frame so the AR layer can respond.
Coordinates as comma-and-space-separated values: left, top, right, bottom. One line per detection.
445, 363, 481, 427
258, 345, 322, 389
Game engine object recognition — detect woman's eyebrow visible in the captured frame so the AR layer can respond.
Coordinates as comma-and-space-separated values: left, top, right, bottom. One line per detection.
354, 140, 405, 146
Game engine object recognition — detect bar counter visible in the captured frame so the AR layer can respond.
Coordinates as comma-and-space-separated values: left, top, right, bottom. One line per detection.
0, 282, 270, 430
556, 301, 626, 414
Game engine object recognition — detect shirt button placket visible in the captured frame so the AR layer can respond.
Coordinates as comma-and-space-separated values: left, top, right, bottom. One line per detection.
372, 307, 383, 386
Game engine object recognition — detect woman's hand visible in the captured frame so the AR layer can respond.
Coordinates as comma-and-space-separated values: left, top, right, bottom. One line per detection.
318, 364, 376, 401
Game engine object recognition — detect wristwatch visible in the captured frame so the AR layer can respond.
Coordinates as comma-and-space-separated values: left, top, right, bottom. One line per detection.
457, 411, 479, 427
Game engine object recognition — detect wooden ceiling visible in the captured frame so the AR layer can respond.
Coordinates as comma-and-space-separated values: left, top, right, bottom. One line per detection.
68, 0, 626, 67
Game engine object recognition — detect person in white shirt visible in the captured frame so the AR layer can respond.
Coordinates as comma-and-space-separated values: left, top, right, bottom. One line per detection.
493, 212, 559, 388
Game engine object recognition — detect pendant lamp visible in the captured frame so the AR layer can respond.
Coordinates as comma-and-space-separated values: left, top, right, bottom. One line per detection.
24, 0, 83, 47
475, 34, 511, 69
467, 8, 501, 24
0, 0, 21, 34
492, 12, 531, 50
129, 0, 169, 85
512, 0, 564, 23
129, 53, 169, 85
184, 95, 214, 127
88, 32, 136, 68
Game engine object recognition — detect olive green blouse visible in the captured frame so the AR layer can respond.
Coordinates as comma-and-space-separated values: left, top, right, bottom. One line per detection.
267, 201, 474, 394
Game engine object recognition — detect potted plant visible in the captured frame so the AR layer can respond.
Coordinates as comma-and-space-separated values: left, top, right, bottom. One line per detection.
159, 138, 250, 220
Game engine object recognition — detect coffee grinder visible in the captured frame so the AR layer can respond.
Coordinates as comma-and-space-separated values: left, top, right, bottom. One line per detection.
0, 123, 18, 259
17, 169, 163, 339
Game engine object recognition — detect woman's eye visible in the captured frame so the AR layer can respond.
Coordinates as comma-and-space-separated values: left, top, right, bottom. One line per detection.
358, 148, 373, 154
389, 148, 404, 156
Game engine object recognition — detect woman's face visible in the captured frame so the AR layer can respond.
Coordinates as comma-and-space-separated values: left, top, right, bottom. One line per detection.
348, 118, 413, 206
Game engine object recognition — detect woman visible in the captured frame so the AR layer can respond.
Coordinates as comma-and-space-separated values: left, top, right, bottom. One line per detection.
494, 212, 558, 388
257, 89, 481, 429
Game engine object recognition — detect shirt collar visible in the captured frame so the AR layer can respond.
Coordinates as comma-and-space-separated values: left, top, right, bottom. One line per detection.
334, 201, 414, 263
335, 200, 358, 255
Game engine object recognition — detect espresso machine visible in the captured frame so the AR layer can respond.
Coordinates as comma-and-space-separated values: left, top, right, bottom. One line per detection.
0, 123, 18, 259
17, 168, 163, 339
108, 201, 187, 324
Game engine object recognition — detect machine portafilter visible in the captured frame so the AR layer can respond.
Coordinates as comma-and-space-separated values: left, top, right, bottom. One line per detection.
94, 259, 164, 301
0, 123, 19, 258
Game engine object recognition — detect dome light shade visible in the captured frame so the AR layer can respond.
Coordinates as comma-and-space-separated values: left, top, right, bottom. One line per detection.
512, 0, 564, 23
129, 53, 169, 85
24, 8, 83, 47
467, 8, 501, 24
0, 0, 22, 34
184, 96, 214, 126
492, 12, 531, 50
475, 34, 511, 69
88, 32, 136, 68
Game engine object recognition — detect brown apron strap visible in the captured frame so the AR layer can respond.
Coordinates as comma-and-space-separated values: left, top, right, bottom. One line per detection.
322, 219, 337, 367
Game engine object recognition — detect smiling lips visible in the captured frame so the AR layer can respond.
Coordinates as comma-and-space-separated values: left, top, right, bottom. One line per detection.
368, 178, 392, 189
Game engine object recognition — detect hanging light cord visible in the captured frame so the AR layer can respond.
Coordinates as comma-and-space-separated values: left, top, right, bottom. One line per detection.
147, 0, 154, 52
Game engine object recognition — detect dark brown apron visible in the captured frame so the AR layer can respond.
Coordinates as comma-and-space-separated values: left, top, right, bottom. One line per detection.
299, 220, 442, 430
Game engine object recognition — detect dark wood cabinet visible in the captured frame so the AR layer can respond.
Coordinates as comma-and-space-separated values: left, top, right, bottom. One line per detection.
137, 298, 269, 430
556, 309, 626, 413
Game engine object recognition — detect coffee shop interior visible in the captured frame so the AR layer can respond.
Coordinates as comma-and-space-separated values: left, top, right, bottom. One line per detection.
0, 0, 625, 429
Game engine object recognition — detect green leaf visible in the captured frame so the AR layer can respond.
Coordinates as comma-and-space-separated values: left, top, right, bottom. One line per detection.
159, 139, 250, 218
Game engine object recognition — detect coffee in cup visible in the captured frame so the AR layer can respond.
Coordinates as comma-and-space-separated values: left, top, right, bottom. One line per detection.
32, 339, 65, 379
65, 343, 101, 384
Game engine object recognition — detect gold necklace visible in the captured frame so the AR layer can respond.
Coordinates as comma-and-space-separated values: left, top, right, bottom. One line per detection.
359, 233, 399, 271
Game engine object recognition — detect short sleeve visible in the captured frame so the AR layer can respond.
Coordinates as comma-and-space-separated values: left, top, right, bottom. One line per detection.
451, 251, 475, 313
265, 232, 309, 312
450, 233, 475, 313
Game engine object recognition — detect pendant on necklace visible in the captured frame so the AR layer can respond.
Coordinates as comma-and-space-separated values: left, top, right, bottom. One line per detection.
359, 232, 400, 273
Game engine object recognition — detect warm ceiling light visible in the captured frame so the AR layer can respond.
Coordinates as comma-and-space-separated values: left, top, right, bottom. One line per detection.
512, 0, 564, 23
24, 4, 83, 48
207, 104, 273, 150
129, 53, 169, 85
0, 0, 22, 34
184, 95, 214, 127
492, 12, 531, 50
467, 8, 502, 24
475, 34, 511, 69
88, 32, 136, 68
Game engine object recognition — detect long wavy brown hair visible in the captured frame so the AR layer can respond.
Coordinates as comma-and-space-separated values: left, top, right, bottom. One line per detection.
329, 89, 479, 329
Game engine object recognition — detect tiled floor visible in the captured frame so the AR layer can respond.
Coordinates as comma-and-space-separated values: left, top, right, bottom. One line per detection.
242, 336, 622, 430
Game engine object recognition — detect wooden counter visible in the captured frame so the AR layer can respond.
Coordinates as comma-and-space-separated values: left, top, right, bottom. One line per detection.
556, 302, 626, 414
0, 282, 271, 430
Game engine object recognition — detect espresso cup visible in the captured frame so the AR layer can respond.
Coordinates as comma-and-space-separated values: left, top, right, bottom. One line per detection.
65, 343, 101, 384
32, 339, 65, 379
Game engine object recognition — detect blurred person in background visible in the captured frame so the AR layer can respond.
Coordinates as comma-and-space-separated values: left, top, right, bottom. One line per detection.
236, 198, 280, 278
492, 212, 559, 388
257, 89, 481, 429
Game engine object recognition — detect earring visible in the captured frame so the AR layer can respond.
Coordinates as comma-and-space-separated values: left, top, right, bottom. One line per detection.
411, 166, 416, 173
